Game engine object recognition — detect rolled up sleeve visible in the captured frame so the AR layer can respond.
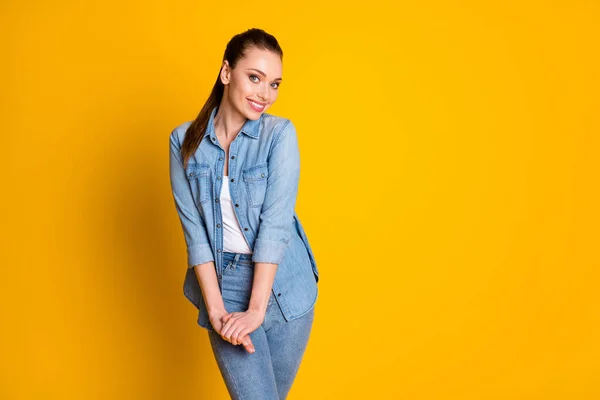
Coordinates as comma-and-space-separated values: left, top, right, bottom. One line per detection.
252, 120, 301, 265
169, 130, 215, 268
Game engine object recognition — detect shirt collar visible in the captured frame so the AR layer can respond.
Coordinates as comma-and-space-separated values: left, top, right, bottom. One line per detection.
203, 105, 261, 140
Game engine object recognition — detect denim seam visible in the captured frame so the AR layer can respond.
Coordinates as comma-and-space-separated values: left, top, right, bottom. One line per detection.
282, 285, 318, 322
213, 334, 243, 400
291, 299, 316, 320
266, 119, 290, 160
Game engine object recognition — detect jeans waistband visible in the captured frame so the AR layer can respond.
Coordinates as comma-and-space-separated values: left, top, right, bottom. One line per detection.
223, 252, 253, 265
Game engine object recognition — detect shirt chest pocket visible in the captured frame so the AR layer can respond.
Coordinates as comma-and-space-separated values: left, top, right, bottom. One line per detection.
242, 163, 268, 208
185, 163, 211, 205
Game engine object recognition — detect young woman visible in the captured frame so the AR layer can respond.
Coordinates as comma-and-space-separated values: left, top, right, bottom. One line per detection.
168, 28, 320, 399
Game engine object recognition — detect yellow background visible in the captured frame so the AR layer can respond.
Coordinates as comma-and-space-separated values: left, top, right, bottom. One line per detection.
1, 0, 598, 399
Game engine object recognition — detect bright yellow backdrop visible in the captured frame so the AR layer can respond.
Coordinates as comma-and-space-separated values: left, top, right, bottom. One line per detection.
1, 0, 598, 399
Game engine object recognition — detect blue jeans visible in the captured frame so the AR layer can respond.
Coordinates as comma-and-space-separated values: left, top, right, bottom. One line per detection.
207, 252, 315, 400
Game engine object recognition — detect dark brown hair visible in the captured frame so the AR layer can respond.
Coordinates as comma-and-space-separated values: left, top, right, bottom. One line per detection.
181, 28, 283, 168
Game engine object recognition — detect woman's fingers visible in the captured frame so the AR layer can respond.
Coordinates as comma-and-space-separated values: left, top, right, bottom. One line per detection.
221, 313, 233, 323
218, 313, 256, 353
241, 335, 255, 353
230, 325, 247, 345
220, 314, 236, 340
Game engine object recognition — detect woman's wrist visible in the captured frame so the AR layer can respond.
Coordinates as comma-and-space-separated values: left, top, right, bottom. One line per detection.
208, 305, 227, 319
247, 304, 267, 317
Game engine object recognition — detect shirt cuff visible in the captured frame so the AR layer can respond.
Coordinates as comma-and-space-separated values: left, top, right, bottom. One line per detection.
187, 243, 215, 268
251, 238, 288, 265
252, 239, 287, 264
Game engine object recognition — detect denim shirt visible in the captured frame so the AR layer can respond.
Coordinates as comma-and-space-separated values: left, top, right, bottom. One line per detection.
169, 105, 319, 331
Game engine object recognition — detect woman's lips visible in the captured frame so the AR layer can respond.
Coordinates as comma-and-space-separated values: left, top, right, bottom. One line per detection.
247, 99, 266, 112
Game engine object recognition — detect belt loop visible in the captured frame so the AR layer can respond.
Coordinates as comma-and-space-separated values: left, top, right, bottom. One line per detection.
233, 253, 241, 268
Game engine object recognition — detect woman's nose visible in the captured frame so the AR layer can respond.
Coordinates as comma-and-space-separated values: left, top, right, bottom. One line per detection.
257, 86, 268, 101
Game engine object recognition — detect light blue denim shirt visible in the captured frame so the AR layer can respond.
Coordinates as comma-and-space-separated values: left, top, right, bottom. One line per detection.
169, 105, 319, 331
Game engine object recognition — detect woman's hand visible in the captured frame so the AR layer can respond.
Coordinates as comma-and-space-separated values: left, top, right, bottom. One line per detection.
209, 310, 256, 354
220, 309, 264, 349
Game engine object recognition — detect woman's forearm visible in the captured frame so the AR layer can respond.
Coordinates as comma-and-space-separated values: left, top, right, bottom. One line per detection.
248, 262, 278, 315
194, 262, 227, 316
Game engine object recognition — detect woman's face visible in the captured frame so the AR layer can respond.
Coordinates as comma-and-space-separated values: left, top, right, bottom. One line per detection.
220, 47, 283, 120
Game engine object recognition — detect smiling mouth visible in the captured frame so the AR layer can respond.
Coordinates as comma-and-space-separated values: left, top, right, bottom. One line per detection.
247, 99, 266, 111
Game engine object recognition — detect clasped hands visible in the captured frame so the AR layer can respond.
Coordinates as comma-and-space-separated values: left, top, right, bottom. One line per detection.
209, 308, 263, 354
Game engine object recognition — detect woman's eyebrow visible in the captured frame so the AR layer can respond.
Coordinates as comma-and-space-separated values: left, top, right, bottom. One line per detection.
246, 68, 283, 81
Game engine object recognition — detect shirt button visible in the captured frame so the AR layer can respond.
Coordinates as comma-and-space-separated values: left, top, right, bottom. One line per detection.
277, 293, 281, 297
217, 176, 221, 180
230, 178, 234, 182
235, 203, 239, 207
219, 157, 223, 161
215, 199, 219, 203
261, 173, 265, 178
217, 223, 221, 228
217, 249, 221, 253
244, 227, 248, 231
231, 155, 235, 159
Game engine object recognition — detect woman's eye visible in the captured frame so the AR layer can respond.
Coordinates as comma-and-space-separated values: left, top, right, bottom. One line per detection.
250, 74, 279, 89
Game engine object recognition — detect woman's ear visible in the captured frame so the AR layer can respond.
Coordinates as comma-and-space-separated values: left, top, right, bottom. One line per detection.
220, 60, 231, 85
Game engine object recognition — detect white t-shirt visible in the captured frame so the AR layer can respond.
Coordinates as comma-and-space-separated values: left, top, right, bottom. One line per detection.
221, 176, 253, 254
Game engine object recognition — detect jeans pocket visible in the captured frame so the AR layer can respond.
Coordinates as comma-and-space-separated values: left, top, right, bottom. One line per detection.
221, 261, 254, 309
